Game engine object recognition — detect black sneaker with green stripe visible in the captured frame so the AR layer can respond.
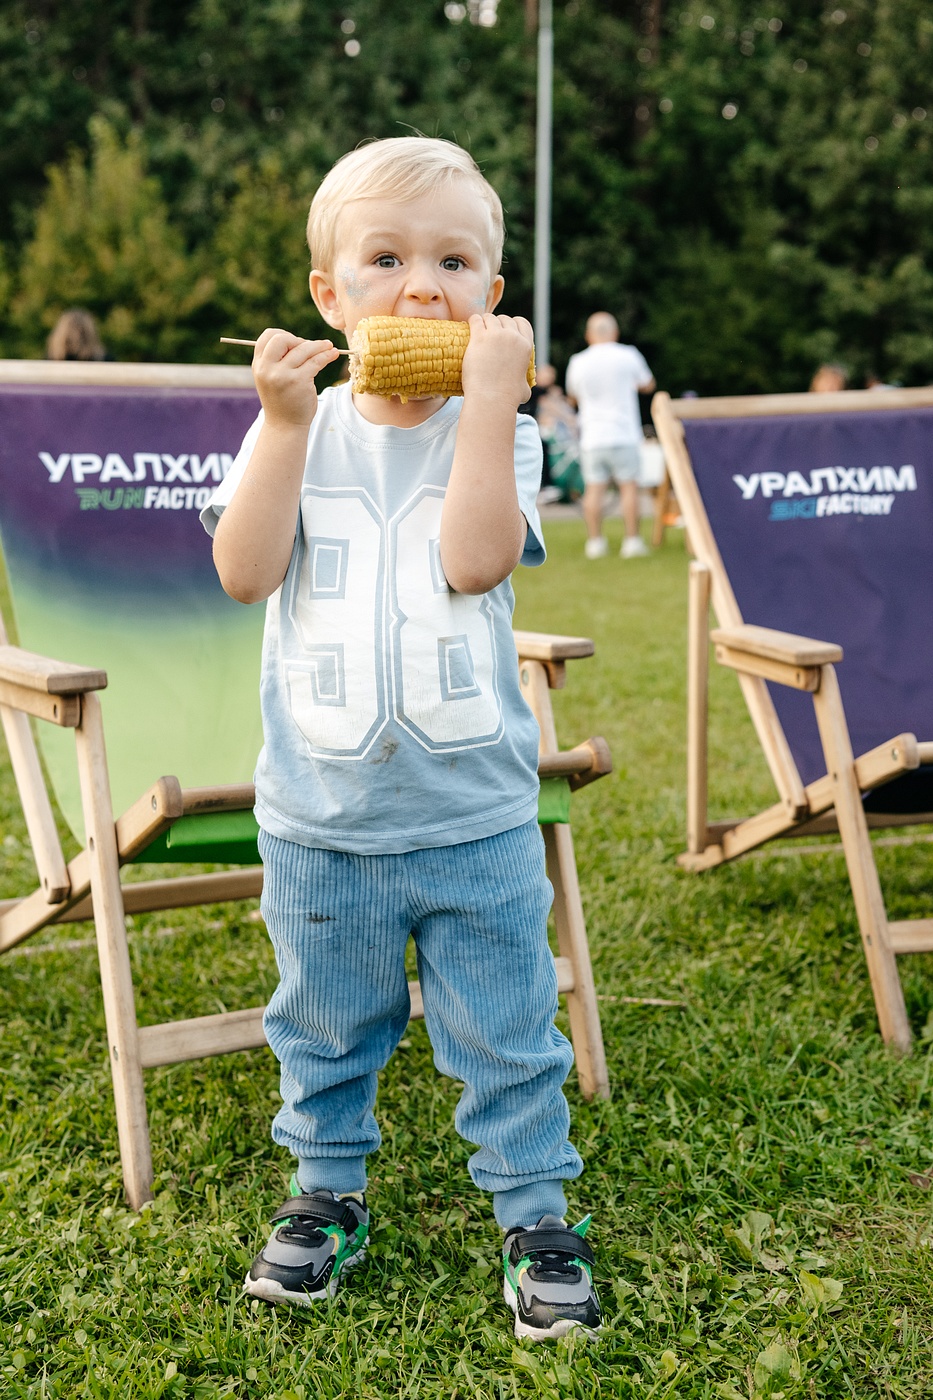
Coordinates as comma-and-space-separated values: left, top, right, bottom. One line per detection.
502, 1214, 602, 1340
243, 1179, 369, 1307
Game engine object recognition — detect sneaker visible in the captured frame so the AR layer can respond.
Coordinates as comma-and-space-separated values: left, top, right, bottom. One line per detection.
243, 1181, 369, 1307
620, 535, 650, 559
584, 536, 609, 560
502, 1214, 602, 1340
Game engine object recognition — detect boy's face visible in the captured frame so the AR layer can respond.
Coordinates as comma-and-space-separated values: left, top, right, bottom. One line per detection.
309, 181, 504, 343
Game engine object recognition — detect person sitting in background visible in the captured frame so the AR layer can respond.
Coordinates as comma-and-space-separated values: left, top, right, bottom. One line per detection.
865, 371, 898, 391
534, 365, 583, 503
519, 364, 556, 500
45, 308, 106, 361
809, 362, 848, 393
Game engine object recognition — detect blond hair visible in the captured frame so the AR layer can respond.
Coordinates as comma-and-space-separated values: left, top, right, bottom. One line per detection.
46, 308, 106, 361
307, 137, 504, 274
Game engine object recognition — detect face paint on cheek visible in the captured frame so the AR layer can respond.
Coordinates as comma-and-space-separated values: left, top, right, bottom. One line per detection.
339, 267, 372, 305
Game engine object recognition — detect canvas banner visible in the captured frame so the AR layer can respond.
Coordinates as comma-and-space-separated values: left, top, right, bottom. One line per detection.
684, 408, 933, 796
0, 383, 263, 838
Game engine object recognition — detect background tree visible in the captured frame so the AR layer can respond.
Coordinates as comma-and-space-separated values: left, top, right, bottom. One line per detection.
11, 116, 213, 361
1, 0, 932, 393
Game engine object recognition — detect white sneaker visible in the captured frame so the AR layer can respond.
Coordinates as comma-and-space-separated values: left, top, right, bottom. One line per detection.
620, 535, 650, 559
584, 537, 609, 560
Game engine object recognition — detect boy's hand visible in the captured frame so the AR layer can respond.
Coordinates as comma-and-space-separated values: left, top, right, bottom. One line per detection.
461, 313, 535, 408
252, 328, 340, 430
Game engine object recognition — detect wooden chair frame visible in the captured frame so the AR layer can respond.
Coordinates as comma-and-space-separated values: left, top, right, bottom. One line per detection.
1, 571, 611, 1209
652, 386, 933, 1054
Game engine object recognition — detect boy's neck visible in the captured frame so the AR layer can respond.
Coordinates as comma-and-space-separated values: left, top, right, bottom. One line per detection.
351, 390, 448, 429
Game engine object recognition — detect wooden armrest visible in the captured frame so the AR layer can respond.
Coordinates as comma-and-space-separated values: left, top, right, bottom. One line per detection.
0, 643, 107, 695
538, 736, 612, 791
568, 735, 612, 790
710, 625, 842, 667
513, 630, 595, 662
181, 783, 256, 815
116, 777, 185, 861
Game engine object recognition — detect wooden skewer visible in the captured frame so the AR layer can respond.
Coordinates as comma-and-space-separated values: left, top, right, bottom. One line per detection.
220, 336, 350, 353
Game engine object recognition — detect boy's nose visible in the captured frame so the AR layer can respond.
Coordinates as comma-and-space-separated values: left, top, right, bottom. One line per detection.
403, 263, 443, 305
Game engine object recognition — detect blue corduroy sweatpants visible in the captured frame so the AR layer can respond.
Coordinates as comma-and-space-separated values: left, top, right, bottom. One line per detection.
258, 820, 583, 1229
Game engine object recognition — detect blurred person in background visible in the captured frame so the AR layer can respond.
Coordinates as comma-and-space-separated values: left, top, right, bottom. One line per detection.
533, 364, 583, 504
46, 308, 107, 361
518, 362, 556, 497
565, 311, 655, 559
809, 362, 847, 393
865, 371, 898, 391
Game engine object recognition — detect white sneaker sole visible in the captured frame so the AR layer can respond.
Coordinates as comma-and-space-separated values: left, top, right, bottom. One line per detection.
503, 1274, 601, 1341
243, 1241, 368, 1307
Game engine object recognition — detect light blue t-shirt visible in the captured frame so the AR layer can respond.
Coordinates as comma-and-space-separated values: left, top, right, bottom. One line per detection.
201, 383, 546, 853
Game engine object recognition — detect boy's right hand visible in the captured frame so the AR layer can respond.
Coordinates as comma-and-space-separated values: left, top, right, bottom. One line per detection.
252, 328, 340, 430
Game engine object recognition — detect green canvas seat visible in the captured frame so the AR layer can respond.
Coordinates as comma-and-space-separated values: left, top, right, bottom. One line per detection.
136, 777, 574, 865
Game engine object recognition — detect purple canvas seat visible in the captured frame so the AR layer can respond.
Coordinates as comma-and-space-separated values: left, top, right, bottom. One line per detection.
653, 386, 933, 1053
682, 407, 933, 815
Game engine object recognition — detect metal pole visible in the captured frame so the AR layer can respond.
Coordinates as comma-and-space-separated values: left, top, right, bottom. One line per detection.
534, 0, 553, 366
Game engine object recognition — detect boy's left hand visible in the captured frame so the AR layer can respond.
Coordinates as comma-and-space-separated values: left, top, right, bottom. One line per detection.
461, 313, 534, 408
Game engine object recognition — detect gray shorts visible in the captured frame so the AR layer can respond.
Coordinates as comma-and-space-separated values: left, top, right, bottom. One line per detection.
580, 443, 641, 487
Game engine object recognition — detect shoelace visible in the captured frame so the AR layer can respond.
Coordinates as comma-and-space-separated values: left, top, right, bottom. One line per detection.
279, 1218, 329, 1244
527, 1249, 583, 1282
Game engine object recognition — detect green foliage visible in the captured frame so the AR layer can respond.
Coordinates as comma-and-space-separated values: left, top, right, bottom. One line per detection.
11, 117, 213, 361
209, 158, 323, 353
633, 0, 933, 391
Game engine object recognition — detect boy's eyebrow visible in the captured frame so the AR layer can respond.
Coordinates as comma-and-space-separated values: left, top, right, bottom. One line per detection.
356, 226, 487, 251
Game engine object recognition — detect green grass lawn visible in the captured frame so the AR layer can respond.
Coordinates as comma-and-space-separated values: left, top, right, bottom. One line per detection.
3, 519, 933, 1398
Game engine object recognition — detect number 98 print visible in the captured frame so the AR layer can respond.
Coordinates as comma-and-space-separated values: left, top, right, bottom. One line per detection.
284, 486, 504, 759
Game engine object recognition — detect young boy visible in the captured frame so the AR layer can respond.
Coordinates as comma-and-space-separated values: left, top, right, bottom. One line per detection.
201, 136, 601, 1341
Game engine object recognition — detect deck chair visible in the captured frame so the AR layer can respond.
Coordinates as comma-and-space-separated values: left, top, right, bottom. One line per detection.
0, 360, 612, 1210
652, 386, 933, 1052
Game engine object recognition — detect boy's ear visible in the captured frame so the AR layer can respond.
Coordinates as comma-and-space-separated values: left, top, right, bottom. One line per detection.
309, 270, 347, 332
485, 274, 505, 313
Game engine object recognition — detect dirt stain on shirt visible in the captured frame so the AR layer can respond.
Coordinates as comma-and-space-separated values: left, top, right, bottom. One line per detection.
371, 737, 400, 765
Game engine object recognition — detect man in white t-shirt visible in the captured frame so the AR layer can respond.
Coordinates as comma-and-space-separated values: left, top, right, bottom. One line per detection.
565, 312, 655, 559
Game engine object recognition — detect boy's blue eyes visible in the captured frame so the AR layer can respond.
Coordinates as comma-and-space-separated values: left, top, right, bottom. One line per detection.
372, 255, 466, 271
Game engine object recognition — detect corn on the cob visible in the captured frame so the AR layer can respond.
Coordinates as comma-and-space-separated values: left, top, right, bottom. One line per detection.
348, 316, 536, 402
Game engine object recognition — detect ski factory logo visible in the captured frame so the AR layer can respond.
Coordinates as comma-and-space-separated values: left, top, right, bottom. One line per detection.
38, 450, 234, 512
733, 463, 917, 521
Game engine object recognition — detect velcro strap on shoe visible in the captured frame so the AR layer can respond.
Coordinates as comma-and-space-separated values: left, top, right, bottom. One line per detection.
270, 1195, 359, 1231
508, 1228, 596, 1268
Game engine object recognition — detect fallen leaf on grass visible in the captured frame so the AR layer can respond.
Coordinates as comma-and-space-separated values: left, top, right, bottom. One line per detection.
658, 1350, 679, 1379
754, 1339, 799, 1390
798, 1270, 844, 1313
908, 1173, 932, 1190
723, 1210, 789, 1273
